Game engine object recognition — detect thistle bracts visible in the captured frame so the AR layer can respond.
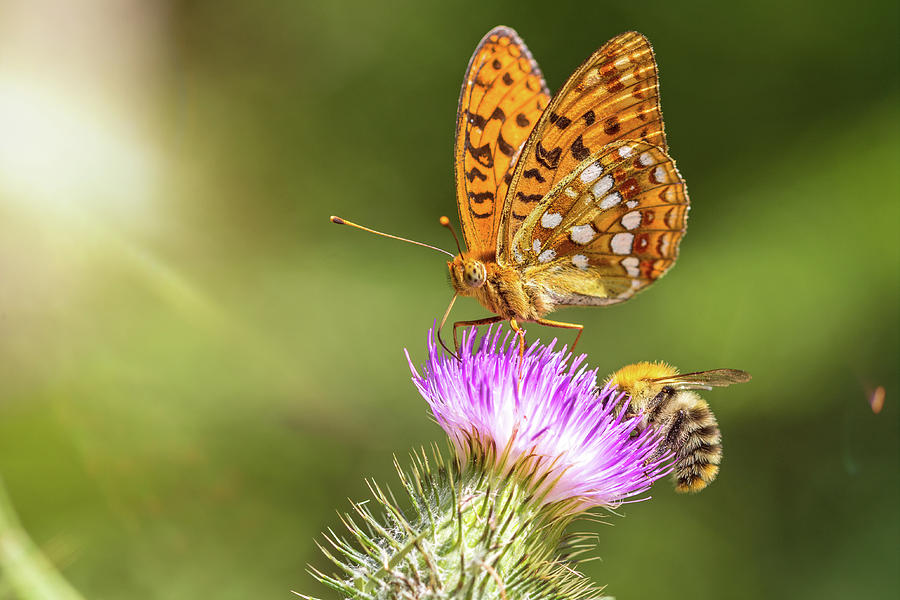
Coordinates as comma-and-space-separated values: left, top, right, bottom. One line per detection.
307, 447, 607, 600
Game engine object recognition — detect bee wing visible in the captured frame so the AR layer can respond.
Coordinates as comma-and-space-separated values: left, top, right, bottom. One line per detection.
652, 369, 751, 391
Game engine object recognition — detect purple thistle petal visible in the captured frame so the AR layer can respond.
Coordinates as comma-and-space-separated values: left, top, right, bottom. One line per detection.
406, 326, 673, 513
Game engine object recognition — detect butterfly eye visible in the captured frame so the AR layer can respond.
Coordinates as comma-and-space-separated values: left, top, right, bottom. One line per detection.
463, 261, 486, 288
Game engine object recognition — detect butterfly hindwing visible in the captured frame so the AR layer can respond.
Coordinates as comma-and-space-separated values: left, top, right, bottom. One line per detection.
499, 32, 666, 259
454, 26, 551, 254
511, 140, 688, 305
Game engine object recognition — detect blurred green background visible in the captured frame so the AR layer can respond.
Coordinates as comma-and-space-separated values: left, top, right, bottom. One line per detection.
0, 0, 897, 598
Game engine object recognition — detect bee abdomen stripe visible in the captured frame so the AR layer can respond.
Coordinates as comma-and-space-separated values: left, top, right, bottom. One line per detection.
677, 456, 719, 475
679, 438, 720, 456
683, 422, 720, 443
688, 406, 710, 421
694, 424, 720, 439
676, 464, 719, 487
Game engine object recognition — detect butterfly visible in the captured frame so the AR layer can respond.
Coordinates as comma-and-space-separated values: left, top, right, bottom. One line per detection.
333, 26, 689, 355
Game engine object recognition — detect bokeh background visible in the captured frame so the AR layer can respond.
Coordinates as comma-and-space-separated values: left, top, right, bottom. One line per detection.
0, 0, 897, 598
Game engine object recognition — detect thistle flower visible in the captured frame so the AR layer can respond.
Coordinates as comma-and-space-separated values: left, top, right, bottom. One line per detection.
409, 326, 672, 514
304, 327, 673, 600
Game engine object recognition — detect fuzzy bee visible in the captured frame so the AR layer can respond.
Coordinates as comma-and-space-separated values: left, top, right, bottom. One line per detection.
607, 362, 751, 493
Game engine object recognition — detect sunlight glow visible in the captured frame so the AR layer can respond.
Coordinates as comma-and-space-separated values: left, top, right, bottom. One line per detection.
0, 79, 156, 213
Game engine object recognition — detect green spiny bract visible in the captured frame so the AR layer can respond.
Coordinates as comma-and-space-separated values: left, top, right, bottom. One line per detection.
303, 447, 606, 600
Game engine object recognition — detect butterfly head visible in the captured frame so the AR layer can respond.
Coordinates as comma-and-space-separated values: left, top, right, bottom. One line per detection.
439, 216, 486, 293
449, 255, 487, 292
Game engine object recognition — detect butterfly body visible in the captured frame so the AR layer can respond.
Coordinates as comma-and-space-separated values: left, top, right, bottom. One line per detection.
448, 255, 550, 322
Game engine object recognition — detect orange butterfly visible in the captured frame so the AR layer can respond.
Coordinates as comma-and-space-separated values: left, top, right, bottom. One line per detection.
333, 26, 689, 355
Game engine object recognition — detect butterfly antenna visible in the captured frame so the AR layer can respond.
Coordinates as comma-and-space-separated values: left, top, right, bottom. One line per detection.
439, 216, 463, 256
330, 216, 454, 257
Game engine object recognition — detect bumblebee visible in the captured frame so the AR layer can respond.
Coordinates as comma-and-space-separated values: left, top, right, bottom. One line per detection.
608, 362, 751, 493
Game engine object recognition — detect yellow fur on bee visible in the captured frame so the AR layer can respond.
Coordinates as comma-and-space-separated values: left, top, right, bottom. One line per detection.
700, 463, 719, 479
676, 464, 720, 493
607, 361, 678, 397
676, 478, 708, 494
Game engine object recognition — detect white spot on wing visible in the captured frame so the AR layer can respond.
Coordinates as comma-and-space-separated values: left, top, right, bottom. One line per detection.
639, 151, 654, 166
621, 256, 640, 277
564, 187, 578, 199
591, 175, 614, 197
533, 239, 541, 253
572, 254, 589, 270
538, 249, 556, 263
611, 232, 634, 255
625, 200, 639, 209
621, 211, 641, 230
580, 161, 604, 184
541, 212, 563, 229
654, 166, 667, 183
513, 245, 525, 264
659, 235, 671, 256
569, 224, 596, 245
618, 145, 634, 158
599, 192, 622, 210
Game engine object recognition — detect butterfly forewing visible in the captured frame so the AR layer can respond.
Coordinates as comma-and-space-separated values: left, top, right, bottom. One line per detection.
454, 26, 551, 254
511, 140, 688, 305
499, 32, 666, 259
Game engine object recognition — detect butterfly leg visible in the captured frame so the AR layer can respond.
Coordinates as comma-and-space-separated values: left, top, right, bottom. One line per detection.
452, 316, 504, 356
508, 318, 527, 363
507, 318, 529, 380
534, 318, 584, 353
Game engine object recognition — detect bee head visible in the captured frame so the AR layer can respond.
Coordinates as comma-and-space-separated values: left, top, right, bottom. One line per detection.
607, 361, 679, 405
448, 255, 486, 293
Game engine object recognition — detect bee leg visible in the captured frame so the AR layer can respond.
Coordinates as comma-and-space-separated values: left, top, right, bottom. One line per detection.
643, 410, 687, 466
646, 387, 675, 422
452, 316, 504, 357
641, 409, 690, 477
534, 318, 584, 353
664, 410, 688, 450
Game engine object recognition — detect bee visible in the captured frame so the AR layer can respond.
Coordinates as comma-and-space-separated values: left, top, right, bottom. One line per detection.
607, 362, 751, 493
